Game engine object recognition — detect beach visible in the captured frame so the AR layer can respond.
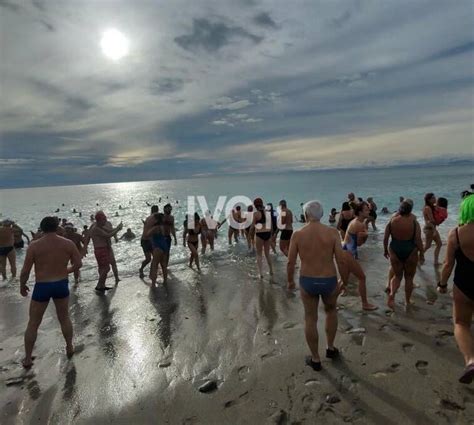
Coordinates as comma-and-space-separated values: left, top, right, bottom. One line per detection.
1, 239, 474, 424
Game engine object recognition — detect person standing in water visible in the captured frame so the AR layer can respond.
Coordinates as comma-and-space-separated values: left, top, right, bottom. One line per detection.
12, 222, 30, 249
63, 224, 85, 284
278, 200, 293, 257
337, 202, 354, 240
183, 213, 201, 271
383, 201, 424, 309
253, 198, 274, 279
244, 205, 256, 252
423, 192, 443, 265
20, 217, 82, 368
84, 211, 123, 292
366, 197, 378, 231
0, 220, 16, 280
148, 213, 168, 286
162, 203, 177, 268
139, 205, 158, 278
340, 202, 378, 311
287, 201, 347, 371
200, 211, 217, 254
437, 194, 474, 384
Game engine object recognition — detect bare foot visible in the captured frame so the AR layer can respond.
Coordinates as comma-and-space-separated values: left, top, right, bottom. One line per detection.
66, 345, 74, 358
22, 358, 34, 368
363, 303, 378, 311
115, 278, 121, 285
387, 296, 395, 310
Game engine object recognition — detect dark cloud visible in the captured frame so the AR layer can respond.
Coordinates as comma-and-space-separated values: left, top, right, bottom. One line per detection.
174, 18, 263, 52
31, 0, 46, 11
30, 80, 94, 112
331, 10, 352, 28
0, 0, 21, 13
40, 19, 55, 32
253, 12, 278, 29
426, 41, 474, 63
150, 78, 185, 94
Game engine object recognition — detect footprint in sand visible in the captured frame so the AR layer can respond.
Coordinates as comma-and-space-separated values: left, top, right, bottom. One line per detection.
282, 322, 297, 330
439, 398, 464, 411
372, 363, 401, 378
304, 378, 320, 387
402, 343, 414, 353
260, 350, 279, 361
237, 365, 250, 381
224, 391, 249, 408
415, 360, 429, 375
437, 329, 454, 338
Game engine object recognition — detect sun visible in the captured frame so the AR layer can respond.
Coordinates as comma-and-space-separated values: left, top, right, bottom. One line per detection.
100, 29, 129, 61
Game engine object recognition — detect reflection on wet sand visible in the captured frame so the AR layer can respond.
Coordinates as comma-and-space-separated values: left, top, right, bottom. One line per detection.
96, 291, 118, 361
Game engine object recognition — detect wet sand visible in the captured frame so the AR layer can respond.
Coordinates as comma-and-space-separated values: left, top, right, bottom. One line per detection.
1, 239, 474, 424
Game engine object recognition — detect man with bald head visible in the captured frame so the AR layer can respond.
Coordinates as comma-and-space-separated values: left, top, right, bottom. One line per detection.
287, 200, 347, 371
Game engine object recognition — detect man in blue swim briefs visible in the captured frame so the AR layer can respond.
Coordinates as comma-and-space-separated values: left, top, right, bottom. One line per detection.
19, 217, 82, 368
287, 200, 348, 372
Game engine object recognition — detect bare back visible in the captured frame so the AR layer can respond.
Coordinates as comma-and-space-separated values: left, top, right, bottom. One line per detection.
458, 224, 474, 261
141, 214, 156, 239
28, 235, 79, 281
0, 226, 14, 247
282, 208, 293, 230
389, 215, 417, 241
292, 222, 342, 277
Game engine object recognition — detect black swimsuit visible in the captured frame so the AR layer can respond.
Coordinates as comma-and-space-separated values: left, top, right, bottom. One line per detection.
255, 209, 272, 241
454, 227, 474, 301
340, 217, 352, 232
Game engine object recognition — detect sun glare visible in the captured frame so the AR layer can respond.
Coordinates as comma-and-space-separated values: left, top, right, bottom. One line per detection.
100, 28, 129, 61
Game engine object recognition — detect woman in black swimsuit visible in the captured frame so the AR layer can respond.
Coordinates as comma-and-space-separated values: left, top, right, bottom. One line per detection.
183, 213, 201, 271
438, 194, 474, 384
253, 198, 274, 279
337, 202, 354, 240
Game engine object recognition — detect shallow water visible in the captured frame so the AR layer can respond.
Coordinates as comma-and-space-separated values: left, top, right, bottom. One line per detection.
0, 163, 471, 282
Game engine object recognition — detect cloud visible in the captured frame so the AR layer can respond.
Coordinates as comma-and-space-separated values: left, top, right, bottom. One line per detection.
174, 18, 263, 52
211, 97, 252, 110
0, 0, 473, 187
253, 12, 278, 29
0, 0, 21, 13
150, 78, 185, 94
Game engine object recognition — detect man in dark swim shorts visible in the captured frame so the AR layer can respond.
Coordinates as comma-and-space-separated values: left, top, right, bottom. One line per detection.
19, 217, 82, 368
139, 205, 158, 278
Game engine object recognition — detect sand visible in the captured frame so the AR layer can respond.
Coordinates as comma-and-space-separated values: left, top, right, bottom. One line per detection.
1, 239, 474, 424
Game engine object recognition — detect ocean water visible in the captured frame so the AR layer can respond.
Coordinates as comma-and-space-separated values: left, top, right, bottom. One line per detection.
0, 164, 472, 282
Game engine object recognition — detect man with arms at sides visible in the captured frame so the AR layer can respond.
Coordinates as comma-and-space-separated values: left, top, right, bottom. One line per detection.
139, 205, 159, 278
0, 220, 16, 280
84, 211, 123, 292
288, 201, 347, 371
278, 200, 293, 257
20, 217, 82, 368
162, 203, 178, 268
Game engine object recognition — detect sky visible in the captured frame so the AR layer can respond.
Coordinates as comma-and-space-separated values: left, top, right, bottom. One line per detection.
0, 0, 473, 188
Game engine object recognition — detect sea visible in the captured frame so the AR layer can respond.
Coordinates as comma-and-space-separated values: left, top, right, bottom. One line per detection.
0, 163, 472, 283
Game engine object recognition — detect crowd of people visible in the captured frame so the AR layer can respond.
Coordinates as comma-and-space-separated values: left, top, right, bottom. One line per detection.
0, 186, 473, 384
